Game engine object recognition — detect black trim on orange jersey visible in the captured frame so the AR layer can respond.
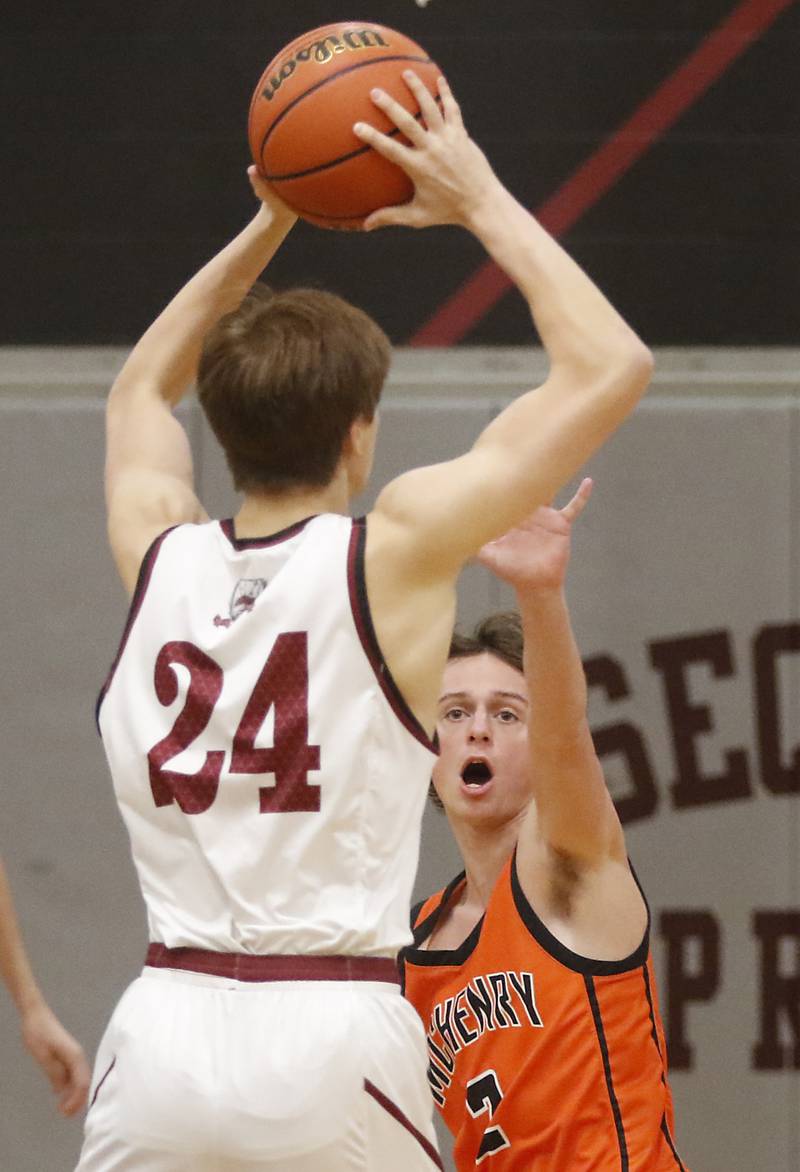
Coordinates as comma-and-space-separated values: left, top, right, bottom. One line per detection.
402, 872, 487, 968
644, 958, 688, 1170
412, 872, 466, 943
584, 975, 629, 1172
400, 879, 465, 991
511, 852, 651, 976
218, 514, 317, 550
95, 525, 177, 730
642, 961, 666, 1067
660, 1116, 687, 1171
346, 516, 437, 753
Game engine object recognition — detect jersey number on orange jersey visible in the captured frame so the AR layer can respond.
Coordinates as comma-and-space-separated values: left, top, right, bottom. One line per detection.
467, 1069, 511, 1164
146, 632, 321, 815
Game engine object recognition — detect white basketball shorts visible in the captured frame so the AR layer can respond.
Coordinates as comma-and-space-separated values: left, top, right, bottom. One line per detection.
75, 961, 442, 1171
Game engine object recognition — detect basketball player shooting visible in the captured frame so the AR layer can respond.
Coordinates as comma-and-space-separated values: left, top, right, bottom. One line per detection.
76, 72, 652, 1171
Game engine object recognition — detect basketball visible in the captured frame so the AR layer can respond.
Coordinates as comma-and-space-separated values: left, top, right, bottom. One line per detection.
248, 23, 442, 229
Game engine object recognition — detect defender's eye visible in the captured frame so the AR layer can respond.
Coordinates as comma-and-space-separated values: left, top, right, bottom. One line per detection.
497, 709, 519, 723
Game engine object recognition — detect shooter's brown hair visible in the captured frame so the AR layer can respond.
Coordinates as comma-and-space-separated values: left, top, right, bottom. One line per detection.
197, 283, 391, 493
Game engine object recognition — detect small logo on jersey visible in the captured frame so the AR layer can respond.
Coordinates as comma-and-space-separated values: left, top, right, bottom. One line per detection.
213, 578, 267, 628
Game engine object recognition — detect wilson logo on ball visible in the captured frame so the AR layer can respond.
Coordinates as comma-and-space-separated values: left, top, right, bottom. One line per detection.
261, 28, 391, 101
248, 21, 441, 229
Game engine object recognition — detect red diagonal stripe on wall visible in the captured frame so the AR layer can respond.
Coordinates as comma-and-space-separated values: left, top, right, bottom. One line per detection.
410, 0, 797, 347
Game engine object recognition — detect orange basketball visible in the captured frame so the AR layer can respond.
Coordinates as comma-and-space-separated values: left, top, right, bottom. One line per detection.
248, 22, 442, 229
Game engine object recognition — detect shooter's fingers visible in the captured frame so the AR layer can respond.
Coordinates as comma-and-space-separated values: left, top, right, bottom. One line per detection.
247, 166, 296, 223
247, 164, 272, 199
437, 74, 464, 127
402, 69, 444, 130
560, 477, 594, 523
368, 87, 429, 148
353, 118, 415, 167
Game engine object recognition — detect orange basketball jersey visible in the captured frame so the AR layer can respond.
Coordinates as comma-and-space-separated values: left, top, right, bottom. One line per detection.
402, 856, 687, 1171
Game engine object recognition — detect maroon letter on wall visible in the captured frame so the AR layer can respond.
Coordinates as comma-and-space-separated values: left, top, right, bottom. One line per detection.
752, 911, 800, 1070
649, 631, 752, 808
584, 653, 658, 824
754, 623, 800, 795
659, 910, 721, 1070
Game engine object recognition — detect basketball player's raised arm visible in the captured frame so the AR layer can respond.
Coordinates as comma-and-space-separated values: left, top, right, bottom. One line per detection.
355, 75, 653, 572
478, 481, 626, 870
105, 178, 297, 593
0, 856, 91, 1116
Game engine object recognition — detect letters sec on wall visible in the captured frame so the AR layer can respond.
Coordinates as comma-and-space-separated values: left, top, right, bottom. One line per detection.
587, 620, 799, 1074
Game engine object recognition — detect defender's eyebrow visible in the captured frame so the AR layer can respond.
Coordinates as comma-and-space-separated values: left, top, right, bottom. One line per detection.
437, 690, 528, 706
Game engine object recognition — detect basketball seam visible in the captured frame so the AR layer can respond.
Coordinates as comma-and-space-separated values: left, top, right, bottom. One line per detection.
255, 53, 433, 166
263, 99, 442, 183
263, 126, 401, 182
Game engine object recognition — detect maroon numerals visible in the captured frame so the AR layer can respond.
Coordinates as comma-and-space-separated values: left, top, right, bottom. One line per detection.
148, 642, 225, 813
147, 633, 320, 815
231, 632, 321, 812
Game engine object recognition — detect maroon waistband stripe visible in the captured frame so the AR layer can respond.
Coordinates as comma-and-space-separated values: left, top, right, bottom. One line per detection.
145, 943, 400, 984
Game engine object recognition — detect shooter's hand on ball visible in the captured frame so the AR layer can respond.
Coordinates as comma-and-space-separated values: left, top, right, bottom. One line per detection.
247, 166, 298, 230
353, 72, 500, 229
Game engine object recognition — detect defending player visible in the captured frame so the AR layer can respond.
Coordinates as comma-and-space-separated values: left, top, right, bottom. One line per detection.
77, 74, 652, 1170
403, 482, 687, 1171
0, 854, 90, 1116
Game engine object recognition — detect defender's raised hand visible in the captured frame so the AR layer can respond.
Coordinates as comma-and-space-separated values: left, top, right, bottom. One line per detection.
353, 72, 500, 229
477, 478, 593, 592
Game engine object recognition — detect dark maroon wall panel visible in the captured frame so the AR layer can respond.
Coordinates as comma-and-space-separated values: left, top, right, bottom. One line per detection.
3, 1, 798, 344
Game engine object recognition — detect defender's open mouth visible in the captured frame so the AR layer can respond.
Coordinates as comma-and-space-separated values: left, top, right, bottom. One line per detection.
461, 760, 493, 787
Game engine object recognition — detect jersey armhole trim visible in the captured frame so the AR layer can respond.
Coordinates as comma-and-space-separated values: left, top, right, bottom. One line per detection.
510, 851, 651, 976
347, 516, 437, 753
403, 872, 485, 968
95, 525, 177, 730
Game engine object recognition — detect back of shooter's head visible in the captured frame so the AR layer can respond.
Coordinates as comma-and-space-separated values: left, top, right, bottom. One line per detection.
197, 283, 391, 493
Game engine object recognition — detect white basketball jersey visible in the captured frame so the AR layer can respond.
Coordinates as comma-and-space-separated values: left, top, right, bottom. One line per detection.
98, 514, 436, 957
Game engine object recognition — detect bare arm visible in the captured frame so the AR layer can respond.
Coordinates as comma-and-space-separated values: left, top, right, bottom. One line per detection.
106, 174, 297, 593
0, 858, 91, 1116
358, 75, 652, 574
477, 481, 626, 868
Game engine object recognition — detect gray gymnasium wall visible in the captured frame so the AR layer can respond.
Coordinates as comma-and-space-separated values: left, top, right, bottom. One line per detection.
0, 347, 798, 1172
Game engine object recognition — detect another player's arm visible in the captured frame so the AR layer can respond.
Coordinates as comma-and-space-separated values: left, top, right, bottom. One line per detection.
0, 856, 91, 1116
106, 176, 297, 594
478, 483, 625, 870
358, 75, 653, 571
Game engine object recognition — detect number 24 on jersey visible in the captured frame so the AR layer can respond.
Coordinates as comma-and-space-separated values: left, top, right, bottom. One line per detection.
146, 632, 321, 815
